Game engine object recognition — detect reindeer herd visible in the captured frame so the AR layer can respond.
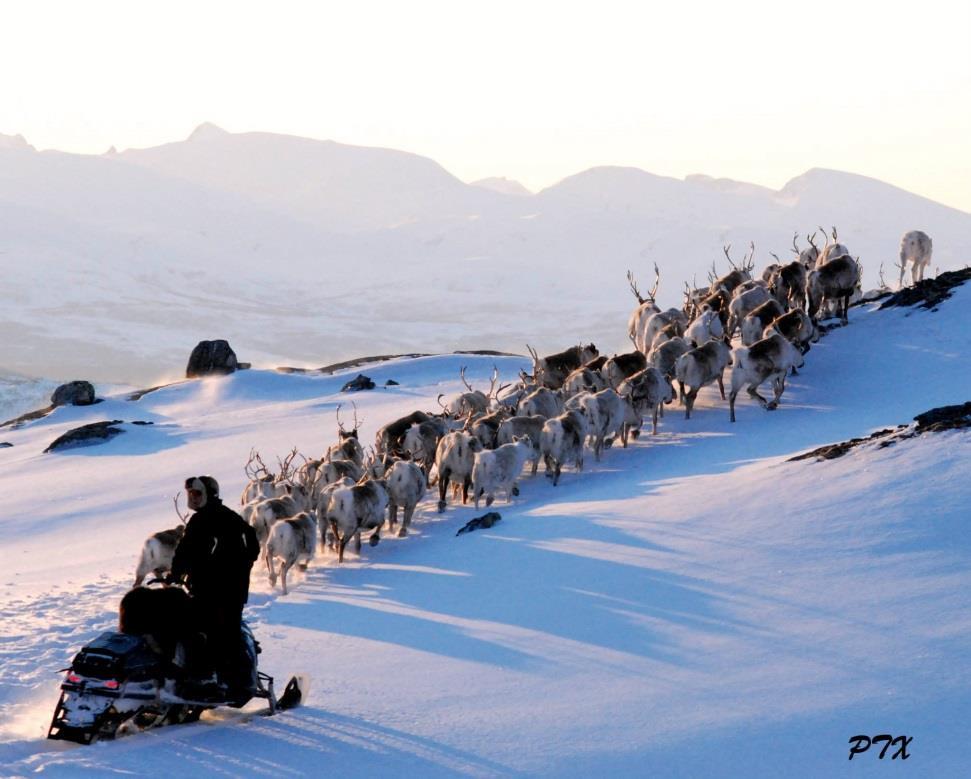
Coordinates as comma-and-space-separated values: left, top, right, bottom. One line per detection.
134, 228, 933, 596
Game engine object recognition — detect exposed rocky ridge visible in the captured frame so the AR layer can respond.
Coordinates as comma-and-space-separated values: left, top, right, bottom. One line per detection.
790, 402, 971, 462
879, 267, 971, 311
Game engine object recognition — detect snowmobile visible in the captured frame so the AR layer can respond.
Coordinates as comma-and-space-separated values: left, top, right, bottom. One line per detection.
48, 594, 304, 744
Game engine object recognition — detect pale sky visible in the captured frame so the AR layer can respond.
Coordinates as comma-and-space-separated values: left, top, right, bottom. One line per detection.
2, 0, 969, 211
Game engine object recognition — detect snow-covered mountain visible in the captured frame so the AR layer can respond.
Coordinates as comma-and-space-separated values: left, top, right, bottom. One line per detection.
1, 125, 969, 384
471, 176, 533, 196
1, 281, 969, 776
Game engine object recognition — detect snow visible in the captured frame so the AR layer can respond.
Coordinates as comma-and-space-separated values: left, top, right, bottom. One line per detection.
1, 280, 969, 776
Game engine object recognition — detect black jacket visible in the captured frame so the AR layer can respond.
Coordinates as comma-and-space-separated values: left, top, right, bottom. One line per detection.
170, 499, 259, 606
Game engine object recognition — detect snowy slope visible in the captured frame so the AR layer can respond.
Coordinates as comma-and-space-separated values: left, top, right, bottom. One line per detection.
0, 281, 969, 777
2, 126, 971, 384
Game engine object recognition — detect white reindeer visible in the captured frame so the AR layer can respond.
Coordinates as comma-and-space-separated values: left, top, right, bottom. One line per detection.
266, 512, 317, 595
898, 230, 933, 288
472, 437, 533, 508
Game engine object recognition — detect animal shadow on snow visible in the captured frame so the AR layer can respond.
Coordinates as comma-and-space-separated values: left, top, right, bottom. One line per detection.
269, 490, 756, 673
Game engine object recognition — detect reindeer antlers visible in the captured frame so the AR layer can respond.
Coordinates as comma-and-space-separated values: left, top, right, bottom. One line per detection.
335, 402, 363, 435
744, 241, 756, 272
525, 344, 539, 367
791, 232, 800, 255
459, 366, 474, 393
173, 492, 190, 524
626, 264, 660, 304
244, 448, 271, 479
626, 270, 645, 304
807, 231, 819, 252
649, 263, 660, 301
722, 244, 737, 270
488, 364, 509, 400
276, 447, 299, 483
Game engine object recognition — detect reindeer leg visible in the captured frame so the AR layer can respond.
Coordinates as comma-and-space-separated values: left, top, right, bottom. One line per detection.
328, 519, 338, 553
438, 468, 450, 511
747, 381, 769, 408
768, 375, 785, 410
684, 388, 698, 419
717, 372, 726, 400
652, 405, 659, 435
337, 534, 348, 564
281, 562, 290, 596
398, 505, 414, 538
729, 389, 738, 423
267, 554, 277, 588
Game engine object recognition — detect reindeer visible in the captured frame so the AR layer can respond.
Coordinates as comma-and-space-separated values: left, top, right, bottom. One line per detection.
618, 367, 675, 436
685, 306, 725, 347
577, 389, 640, 458
324, 479, 390, 564
467, 406, 513, 450
807, 255, 860, 326
517, 386, 565, 419
674, 339, 733, 419
792, 231, 822, 271
726, 281, 772, 338
601, 351, 648, 390
635, 308, 687, 355
326, 404, 365, 466
540, 410, 588, 486
472, 437, 534, 508
648, 337, 692, 382
561, 365, 609, 397
898, 230, 933, 287
740, 299, 786, 347
728, 333, 805, 422
526, 343, 599, 390
709, 243, 755, 296
133, 495, 188, 586
766, 309, 815, 359
496, 415, 546, 474
240, 449, 276, 504
384, 460, 426, 537
434, 430, 482, 511
375, 410, 433, 457
266, 512, 317, 595
817, 225, 850, 267
402, 419, 447, 475
626, 265, 661, 344
440, 366, 504, 418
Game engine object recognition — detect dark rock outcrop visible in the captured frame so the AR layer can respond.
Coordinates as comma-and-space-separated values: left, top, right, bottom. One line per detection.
790, 401, 971, 462
186, 340, 238, 378
879, 268, 971, 311
341, 374, 376, 392
44, 420, 125, 453
51, 381, 96, 407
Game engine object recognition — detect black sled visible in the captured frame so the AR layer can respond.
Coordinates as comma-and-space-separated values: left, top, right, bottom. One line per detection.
48, 622, 306, 744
